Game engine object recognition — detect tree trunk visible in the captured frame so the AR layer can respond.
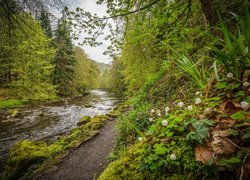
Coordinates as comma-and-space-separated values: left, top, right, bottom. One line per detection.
199, 0, 218, 26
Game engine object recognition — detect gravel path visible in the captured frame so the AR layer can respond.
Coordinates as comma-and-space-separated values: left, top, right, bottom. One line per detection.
37, 120, 117, 180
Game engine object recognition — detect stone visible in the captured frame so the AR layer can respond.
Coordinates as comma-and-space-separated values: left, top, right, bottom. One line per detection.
77, 116, 91, 126
4, 140, 49, 179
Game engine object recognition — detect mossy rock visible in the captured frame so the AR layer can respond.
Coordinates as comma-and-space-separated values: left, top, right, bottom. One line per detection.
84, 103, 93, 108
8, 109, 22, 117
3, 140, 49, 180
91, 115, 107, 123
77, 116, 91, 126
89, 115, 107, 130
91, 123, 103, 130
48, 143, 64, 157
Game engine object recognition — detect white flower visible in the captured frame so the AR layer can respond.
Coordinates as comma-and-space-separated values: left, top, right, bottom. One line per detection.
149, 118, 154, 122
138, 137, 143, 142
165, 112, 169, 116
187, 105, 193, 111
157, 112, 162, 117
240, 101, 249, 109
170, 154, 177, 160
227, 73, 233, 78
151, 109, 155, 113
243, 82, 249, 87
178, 102, 184, 107
195, 91, 201, 96
161, 120, 168, 126
165, 107, 170, 113
195, 98, 201, 104
204, 107, 211, 114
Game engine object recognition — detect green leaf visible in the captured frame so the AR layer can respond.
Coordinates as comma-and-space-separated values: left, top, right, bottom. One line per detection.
186, 119, 214, 144
215, 81, 229, 89
230, 111, 246, 120
218, 157, 241, 168
243, 131, 250, 139
154, 144, 167, 155
207, 96, 221, 101
166, 131, 174, 137
229, 129, 239, 136
149, 125, 157, 134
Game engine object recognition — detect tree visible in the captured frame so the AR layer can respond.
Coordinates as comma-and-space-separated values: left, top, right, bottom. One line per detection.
0, 13, 56, 100
38, 6, 53, 38
53, 14, 76, 96
72, 47, 100, 94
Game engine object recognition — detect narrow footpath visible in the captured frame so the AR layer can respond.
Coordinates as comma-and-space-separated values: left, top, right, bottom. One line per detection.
37, 120, 117, 180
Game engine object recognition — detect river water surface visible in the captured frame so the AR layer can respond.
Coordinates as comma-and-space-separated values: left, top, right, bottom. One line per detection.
0, 90, 120, 173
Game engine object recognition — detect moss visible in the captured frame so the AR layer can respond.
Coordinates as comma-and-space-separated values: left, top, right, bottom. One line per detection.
2, 114, 113, 179
3, 140, 49, 180
100, 139, 212, 180
87, 115, 108, 130
0, 99, 26, 109
48, 143, 64, 157
8, 109, 22, 117
77, 116, 91, 126
99, 143, 144, 180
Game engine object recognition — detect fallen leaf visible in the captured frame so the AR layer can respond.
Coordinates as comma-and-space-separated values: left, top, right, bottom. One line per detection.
194, 142, 213, 163
219, 100, 241, 114
211, 131, 237, 155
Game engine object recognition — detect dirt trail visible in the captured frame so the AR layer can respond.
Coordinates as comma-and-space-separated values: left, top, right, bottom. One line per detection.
37, 120, 117, 180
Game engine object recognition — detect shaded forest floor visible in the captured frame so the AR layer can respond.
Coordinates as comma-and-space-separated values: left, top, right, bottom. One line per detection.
36, 120, 117, 180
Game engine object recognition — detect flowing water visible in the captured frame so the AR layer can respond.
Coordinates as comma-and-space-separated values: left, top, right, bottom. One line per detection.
0, 90, 120, 173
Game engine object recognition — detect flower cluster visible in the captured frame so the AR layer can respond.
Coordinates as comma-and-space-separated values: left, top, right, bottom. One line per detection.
170, 153, 177, 160
241, 101, 249, 110
161, 120, 168, 126
227, 73, 233, 78
138, 137, 143, 142
177, 102, 184, 107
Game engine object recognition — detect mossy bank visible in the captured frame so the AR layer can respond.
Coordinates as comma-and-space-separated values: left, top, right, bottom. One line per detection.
1, 108, 120, 180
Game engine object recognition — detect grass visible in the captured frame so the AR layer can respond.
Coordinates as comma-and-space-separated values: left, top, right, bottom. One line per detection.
0, 99, 26, 108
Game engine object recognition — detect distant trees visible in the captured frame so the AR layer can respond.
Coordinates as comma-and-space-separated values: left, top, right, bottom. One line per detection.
0, 3, 105, 101
53, 15, 76, 96
38, 6, 53, 38
0, 14, 56, 100
73, 47, 100, 95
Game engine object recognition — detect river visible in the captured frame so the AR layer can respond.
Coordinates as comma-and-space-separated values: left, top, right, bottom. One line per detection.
0, 90, 120, 173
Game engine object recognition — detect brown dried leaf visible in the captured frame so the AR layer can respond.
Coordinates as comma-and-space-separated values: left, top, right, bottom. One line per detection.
194, 142, 213, 163
219, 100, 240, 114
211, 131, 237, 155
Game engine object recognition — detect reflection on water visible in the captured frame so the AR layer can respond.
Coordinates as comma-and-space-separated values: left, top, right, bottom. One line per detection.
0, 90, 119, 172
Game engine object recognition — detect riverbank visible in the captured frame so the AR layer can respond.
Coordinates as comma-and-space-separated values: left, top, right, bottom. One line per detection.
2, 112, 118, 179
0, 90, 121, 178
0, 91, 91, 109
37, 119, 117, 180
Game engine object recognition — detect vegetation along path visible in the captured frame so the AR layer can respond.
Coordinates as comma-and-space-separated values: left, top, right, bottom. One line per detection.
37, 120, 117, 180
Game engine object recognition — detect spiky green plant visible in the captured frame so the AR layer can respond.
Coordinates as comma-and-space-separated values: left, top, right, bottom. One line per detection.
209, 1, 250, 80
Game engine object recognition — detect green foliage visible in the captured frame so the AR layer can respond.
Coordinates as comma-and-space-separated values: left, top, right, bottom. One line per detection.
72, 47, 100, 94
0, 99, 26, 108
53, 15, 76, 96
38, 7, 53, 38
100, 57, 126, 96
3, 140, 50, 180
0, 14, 57, 101
100, 139, 212, 179
3, 114, 110, 179
218, 156, 241, 168
171, 51, 208, 89
185, 118, 214, 144
116, 103, 151, 145
209, 2, 250, 80
230, 111, 248, 121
